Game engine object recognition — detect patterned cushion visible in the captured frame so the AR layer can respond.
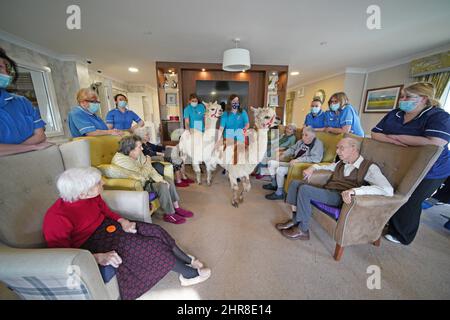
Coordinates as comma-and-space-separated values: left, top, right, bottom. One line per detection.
311, 200, 341, 220
2, 276, 91, 300
97, 164, 132, 179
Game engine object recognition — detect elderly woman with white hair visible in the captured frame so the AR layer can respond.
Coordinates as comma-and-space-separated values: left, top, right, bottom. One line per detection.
134, 126, 193, 187
43, 167, 211, 300
264, 126, 324, 200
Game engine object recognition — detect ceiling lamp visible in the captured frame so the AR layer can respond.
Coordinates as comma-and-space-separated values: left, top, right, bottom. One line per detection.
222, 38, 251, 72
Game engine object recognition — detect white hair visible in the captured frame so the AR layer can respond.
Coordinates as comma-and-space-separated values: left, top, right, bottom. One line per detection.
134, 126, 151, 141
303, 126, 316, 136
286, 123, 297, 131
56, 167, 102, 202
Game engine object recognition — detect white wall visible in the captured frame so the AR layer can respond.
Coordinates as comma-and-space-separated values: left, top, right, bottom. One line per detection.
360, 63, 412, 134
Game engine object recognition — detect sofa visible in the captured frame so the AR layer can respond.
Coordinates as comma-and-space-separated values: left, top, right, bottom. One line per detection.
0, 141, 151, 299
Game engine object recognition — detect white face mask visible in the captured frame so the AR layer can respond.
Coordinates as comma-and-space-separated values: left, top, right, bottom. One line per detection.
191, 102, 198, 107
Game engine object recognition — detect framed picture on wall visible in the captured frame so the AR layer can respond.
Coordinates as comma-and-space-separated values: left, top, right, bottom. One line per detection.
166, 92, 177, 106
268, 94, 279, 107
364, 85, 403, 113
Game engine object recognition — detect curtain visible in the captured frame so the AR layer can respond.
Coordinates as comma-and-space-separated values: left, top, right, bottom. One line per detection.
415, 71, 450, 99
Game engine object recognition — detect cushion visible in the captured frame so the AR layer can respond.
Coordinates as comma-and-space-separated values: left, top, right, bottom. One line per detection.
98, 164, 134, 179
98, 265, 117, 283
311, 200, 341, 220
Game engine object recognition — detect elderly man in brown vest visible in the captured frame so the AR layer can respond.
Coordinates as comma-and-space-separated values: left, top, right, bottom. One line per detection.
277, 137, 394, 240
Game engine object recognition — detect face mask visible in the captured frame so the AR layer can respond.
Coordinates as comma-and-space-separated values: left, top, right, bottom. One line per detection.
0, 73, 12, 89
191, 102, 198, 107
88, 102, 100, 114
330, 103, 340, 112
398, 100, 418, 113
118, 101, 128, 108
232, 102, 240, 110
311, 106, 321, 114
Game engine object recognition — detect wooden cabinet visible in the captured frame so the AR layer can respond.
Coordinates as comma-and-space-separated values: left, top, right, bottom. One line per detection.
156, 62, 288, 145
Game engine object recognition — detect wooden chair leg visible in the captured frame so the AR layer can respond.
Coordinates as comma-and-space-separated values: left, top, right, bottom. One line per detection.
373, 238, 381, 247
334, 244, 344, 261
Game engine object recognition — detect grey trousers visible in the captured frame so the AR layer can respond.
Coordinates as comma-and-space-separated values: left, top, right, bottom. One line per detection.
146, 179, 180, 214
286, 180, 342, 232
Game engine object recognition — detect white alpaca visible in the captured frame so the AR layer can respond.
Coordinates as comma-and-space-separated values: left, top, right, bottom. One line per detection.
178, 101, 223, 185
215, 106, 278, 207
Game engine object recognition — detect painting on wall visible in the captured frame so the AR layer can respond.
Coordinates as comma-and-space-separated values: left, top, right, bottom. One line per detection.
166, 92, 177, 106
268, 94, 279, 107
364, 85, 403, 113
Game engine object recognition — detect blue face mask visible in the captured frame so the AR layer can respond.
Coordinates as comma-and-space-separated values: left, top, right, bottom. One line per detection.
190, 102, 198, 107
118, 101, 128, 108
88, 102, 101, 114
311, 106, 321, 114
0, 73, 12, 89
398, 100, 418, 113
232, 102, 240, 110
330, 103, 340, 112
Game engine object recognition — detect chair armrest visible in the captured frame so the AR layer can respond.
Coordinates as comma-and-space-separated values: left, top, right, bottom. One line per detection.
308, 170, 333, 187
59, 139, 91, 169
102, 190, 151, 223
335, 194, 407, 246
0, 245, 111, 300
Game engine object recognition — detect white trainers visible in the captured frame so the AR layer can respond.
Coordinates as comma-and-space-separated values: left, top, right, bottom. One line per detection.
384, 234, 401, 244
187, 254, 204, 269
179, 268, 211, 286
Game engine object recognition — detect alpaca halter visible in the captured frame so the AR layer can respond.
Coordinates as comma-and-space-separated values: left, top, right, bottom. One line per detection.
210, 108, 222, 119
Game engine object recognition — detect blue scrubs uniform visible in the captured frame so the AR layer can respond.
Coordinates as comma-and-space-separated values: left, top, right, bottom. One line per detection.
68, 106, 108, 137
106, 108, 141, 130
372, 107, 450, 179
220, 110, 250, 142
324, 110, 340, 128
304, 110, 326, 129
183, 103, 206, 132
339, 104, 364, 137
0, 89, 46, 144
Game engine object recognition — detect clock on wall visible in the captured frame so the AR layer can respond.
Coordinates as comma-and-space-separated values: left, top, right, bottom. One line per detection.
314, 89, 326, 104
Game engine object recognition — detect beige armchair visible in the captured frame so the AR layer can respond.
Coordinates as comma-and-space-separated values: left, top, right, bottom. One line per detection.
307, 138, 442, 261
0, 141, 151, 299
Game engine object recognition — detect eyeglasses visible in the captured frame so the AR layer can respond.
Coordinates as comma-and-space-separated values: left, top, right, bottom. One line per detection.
85, 99, 100, 103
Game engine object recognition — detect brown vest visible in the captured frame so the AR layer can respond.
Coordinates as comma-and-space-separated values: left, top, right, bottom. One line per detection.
324, 159, 374, 192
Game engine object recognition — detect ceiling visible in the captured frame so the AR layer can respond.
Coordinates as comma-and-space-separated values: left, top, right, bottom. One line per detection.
1, 0, 449, 88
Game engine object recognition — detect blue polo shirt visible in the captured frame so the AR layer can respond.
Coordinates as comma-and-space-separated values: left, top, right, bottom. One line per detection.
324, 110, 340, 128
304, 110, 326, 129
372, 107, 450, 179
183, 103, 206, 132
339, 104, 364, 137
68, 106, 108, 137
220, 110, 249, 142
0, 89, 46, 144
106, 108, 141, 130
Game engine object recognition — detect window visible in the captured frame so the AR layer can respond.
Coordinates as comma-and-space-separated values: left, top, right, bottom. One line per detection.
7, 61, 64, 137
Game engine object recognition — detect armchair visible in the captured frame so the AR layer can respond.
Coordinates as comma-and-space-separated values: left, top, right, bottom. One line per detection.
73, 136, 174, 214
0, 142, 150, 299
306, 138, 442, 261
